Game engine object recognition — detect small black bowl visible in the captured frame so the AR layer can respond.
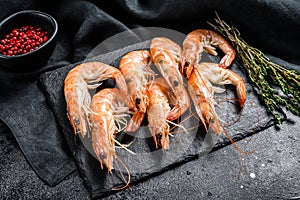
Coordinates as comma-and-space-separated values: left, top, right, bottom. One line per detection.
0, 10, 58, 72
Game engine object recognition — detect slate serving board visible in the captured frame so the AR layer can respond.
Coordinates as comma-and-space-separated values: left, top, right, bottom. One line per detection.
39, 41, 274, 198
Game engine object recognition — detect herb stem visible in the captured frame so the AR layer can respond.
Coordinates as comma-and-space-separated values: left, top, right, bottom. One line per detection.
209, 13, 300, 124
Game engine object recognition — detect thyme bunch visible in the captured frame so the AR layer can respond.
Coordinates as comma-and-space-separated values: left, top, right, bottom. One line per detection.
209, 13, 300, 124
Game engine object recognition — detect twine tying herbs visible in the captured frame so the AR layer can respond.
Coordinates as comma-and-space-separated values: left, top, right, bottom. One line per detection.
209, 13, 300, 124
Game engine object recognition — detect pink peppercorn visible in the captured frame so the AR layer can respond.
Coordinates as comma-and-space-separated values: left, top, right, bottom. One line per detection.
0, 25, 49, 56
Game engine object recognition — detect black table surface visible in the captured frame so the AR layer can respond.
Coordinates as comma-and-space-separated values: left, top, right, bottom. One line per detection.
1, 112, 299, 199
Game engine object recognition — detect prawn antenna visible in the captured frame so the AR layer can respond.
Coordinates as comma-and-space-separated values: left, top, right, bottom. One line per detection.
111, 155, 132, 191
237, 153, 245, 180
169, 112, 197, 133
245, 101, 260, 143
220, 124, 255, 180
221, 125, 255, 155
111, 136, 136, 155
166, 119, 189, 135
217, 97, 244, 127
147, 77, 155, 91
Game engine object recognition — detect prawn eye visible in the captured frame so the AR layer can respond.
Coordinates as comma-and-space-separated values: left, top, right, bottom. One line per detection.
135, 98, 141, 105
157, 133, 162, 140
184, 61, 190, 67
100, 152, 106, 160
173, 80, 179, 87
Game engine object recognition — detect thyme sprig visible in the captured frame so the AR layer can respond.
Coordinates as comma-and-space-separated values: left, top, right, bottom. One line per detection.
209, 13, 300, 124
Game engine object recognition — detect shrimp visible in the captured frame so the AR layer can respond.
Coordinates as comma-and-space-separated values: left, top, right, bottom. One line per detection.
187, 67, 221, 133
90, 88, 130, 173
187, 66, 253, 156
119, 50, 156, 132
64, 62, 128, 138
182, 29, 236, 78
146, 78, 171, 150
197, 62, 246, 107
150, 37, 190, 121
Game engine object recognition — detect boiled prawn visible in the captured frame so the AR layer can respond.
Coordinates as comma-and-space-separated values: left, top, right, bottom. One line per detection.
182, 29, 236, 78
90, 88, 131, 172
146, 78, 172, 150
150, 37, 190, 121
64, 62, 127, 137
119, 50, 155, 132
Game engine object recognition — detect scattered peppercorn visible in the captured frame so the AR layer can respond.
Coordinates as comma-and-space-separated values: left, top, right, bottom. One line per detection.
0, 25, 49, 56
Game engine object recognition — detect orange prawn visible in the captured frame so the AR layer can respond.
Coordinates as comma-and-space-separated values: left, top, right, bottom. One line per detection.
64, 62, 128, 137
150, 37, 190, 121
187, 67, 220, 133
182, 29, 236, 78
146, 78, 172, 150
90, 88, 133, 173
119, 50, 156, 132
187, 66, 253, 156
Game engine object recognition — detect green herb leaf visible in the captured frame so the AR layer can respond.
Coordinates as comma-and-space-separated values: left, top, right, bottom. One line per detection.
209, 12, 300, 124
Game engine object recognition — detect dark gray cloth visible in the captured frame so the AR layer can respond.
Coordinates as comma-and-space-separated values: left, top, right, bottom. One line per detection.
0, 0, 299, 197
0, 63, 76, 186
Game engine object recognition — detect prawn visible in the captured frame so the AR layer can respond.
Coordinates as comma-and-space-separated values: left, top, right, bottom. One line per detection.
64, 62, 128, 137
119, 50, 156, 132
188, 66, 253, 155
150, 37, 190, 121
182, 29, 236, 78
187, 67, 220, 133
90, 88, 131, 173
146, 78, 172, 150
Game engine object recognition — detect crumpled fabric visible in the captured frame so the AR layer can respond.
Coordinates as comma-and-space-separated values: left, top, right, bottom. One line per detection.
0, 0, 299, 197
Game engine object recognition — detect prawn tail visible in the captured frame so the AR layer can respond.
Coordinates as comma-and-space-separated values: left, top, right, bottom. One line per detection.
124, 111, 145, 133
115, 74, 128, 95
